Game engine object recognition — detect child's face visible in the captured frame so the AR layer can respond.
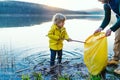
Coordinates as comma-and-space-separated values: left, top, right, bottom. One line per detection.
98, 0, 109, 3
57, 21, 65, 28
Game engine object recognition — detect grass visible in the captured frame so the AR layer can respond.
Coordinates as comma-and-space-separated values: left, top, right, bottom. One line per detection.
58, 74, 70, 80
22, 75, 30, 80
33, 72, 43, 80
21, 73, 70, 80
89, 74, 101, 80
22, 72, 43, 80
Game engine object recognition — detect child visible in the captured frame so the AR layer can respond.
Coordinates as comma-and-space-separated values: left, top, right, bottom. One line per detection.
47, 13, 72, 67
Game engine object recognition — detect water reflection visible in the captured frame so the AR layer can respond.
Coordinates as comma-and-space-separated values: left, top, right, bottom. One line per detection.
0, 15, 103, 28
0, 19, 114, 57
0, 15, 52, 27
0, 19, 115, 79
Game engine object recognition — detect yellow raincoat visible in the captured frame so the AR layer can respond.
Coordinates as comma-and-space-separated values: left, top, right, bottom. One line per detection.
47, 24, 69, 50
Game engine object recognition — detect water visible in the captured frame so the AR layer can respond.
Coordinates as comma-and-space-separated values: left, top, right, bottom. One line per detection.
0, 15, 116, 80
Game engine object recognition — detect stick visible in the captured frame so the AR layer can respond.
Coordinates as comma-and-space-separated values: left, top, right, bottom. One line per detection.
71, 40, 85, 43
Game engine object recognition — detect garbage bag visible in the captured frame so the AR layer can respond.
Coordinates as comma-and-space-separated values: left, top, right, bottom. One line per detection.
84, 32, 108, 75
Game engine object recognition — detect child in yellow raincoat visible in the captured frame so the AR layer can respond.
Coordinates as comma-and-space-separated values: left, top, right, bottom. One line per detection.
47, 13, 72, 67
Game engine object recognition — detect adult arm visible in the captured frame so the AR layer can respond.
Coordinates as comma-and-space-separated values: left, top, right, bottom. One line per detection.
110, 18, 120, 32
100, 3, 111, 29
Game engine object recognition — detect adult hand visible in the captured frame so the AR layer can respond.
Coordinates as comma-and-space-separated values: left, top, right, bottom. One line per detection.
105, 29, 112, 37
94, 27, 103, 34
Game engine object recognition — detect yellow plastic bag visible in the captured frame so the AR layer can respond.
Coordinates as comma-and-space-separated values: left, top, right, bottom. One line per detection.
84, 32, 108, 75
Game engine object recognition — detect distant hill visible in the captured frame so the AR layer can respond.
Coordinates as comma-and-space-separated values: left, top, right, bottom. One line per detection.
0, 1, 87, 15
0, 1, 103, 15
0, 1, 103, 27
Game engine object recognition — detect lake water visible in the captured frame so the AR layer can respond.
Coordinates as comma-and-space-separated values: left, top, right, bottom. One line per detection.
0, 16, 115, 79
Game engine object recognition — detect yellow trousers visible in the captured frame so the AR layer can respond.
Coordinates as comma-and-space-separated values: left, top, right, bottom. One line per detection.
113, 28, 120, 60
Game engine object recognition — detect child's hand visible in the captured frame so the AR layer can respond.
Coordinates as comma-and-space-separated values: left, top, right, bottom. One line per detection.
67, 38, 72, 42
58, 38, 64, 40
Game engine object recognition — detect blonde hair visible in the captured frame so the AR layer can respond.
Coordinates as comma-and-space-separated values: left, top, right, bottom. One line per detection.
52, 13, 66, 24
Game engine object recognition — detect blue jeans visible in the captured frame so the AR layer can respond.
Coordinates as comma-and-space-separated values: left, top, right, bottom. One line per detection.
50, 49, 62, 66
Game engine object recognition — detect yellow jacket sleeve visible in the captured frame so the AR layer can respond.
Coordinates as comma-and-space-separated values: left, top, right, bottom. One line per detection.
47, 28, 60, 40
64, 29, 69, 40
